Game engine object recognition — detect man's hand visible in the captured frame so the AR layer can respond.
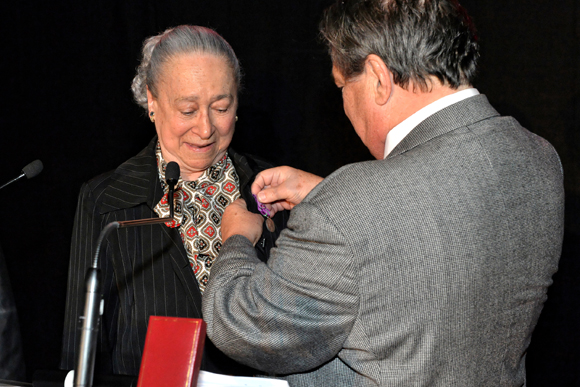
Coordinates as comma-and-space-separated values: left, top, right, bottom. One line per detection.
251, 166, 323, 215
222, 199, 264, 246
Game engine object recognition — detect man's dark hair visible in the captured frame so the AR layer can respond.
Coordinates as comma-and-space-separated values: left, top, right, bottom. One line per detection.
320, 0, 479, 91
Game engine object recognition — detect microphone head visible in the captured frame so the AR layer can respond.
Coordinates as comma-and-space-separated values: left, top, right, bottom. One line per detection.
165, 162, 180, 186
22, 159, 43, 179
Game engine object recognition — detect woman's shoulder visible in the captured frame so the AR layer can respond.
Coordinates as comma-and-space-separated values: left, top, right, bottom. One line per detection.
228, 148, 276, 173
228, 148, 278, 190
83, 169, 116, 193
79, 138, 158, 212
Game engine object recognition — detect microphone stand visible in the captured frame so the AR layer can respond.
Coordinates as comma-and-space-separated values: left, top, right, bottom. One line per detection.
74, 174, 178, 387
0, 173, 26, 190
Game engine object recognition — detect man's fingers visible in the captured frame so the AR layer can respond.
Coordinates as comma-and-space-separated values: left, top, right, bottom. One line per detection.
222, 198, 264, 245
252, 168, 282, 195
252, 166, 321, 209
251, 166, 293, 195
256, 186, 281, 204
223, 199, 247, 217
251, 174, 268, 196
232, 198, 246, 208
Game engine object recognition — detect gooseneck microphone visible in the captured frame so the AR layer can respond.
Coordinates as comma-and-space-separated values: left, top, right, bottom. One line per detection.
165, 161, 179, 219
74, 162, 180, 387
0, 160, 44, 190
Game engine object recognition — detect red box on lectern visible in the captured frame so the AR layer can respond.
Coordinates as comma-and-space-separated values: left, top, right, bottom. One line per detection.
137, 316, 206, 387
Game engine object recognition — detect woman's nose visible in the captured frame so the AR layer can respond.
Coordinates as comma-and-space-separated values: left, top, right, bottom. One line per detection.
194, 110, 212, 139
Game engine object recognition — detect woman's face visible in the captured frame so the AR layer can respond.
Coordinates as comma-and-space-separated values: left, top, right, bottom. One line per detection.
147, 53, 238, 181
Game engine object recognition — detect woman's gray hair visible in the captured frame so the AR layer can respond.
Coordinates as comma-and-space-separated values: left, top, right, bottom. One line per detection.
131, 25, 242, 110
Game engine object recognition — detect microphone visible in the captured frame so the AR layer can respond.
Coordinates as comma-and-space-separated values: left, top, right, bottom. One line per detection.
0, 159, 44, 190
74, 162, 180, 387
165, 161, 179, 219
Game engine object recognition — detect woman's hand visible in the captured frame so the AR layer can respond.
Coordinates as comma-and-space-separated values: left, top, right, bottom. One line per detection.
251, 166, 323, 215
222, 199, 264, 246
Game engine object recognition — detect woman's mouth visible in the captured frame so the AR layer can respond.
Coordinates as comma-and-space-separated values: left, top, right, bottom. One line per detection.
185, 142, 214, 152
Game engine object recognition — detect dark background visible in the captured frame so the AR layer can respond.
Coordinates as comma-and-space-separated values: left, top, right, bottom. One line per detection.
0, 1, 578, 384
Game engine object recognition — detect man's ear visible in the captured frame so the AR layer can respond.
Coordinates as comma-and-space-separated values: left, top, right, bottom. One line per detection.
365, 54, 393, 105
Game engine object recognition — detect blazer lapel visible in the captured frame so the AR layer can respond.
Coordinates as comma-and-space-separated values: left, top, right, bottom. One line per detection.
100, 138, 160, 214
162, 225, 203, 314
388, 94, 500, 159
100, 136, 203, 312
228, 147, 255, 192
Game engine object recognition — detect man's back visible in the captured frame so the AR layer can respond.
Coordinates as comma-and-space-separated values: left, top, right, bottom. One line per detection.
299, 95, 564, 385
203, 0, 565, 384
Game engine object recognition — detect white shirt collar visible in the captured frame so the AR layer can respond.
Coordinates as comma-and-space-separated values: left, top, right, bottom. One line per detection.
383, 88, 480, 158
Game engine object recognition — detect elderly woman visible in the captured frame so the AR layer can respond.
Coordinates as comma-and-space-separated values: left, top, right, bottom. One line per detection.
60, 25, 287, 376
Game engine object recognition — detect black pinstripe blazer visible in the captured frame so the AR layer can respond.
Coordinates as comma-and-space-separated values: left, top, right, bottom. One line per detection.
60, 137, 288, 376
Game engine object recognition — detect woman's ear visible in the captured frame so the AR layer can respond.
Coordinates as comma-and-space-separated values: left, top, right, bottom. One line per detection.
146, 86, 157, 113
365, 54, 393, 105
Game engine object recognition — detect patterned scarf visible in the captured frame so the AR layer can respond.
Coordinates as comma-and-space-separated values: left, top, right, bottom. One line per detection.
154, 143, 241, 293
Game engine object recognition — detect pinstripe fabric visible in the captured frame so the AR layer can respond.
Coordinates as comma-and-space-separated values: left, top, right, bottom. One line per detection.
203, 95, 565, 386
60, 137, 288, 376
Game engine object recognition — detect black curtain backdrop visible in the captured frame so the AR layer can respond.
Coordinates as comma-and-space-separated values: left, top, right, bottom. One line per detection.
0, 1, 578, 384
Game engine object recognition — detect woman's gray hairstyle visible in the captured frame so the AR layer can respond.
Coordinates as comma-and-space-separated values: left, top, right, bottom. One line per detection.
131, 25, 242, 110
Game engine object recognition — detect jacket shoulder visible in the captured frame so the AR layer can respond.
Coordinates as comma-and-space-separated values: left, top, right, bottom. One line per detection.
80, 169, 116, 201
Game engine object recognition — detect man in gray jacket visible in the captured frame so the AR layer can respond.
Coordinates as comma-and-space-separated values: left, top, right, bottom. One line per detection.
202, 0, 565, 385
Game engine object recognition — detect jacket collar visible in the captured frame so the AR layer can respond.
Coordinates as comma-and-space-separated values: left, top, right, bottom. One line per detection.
97, 136, 257, 309
387, 94, 500, 159
99, 136, 255, 215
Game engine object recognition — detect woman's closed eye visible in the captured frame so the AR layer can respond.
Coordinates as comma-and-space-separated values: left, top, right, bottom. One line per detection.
181, 108, 198, 116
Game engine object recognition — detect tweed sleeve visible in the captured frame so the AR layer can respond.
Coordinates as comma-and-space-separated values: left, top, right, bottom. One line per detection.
202, 201, 359, 374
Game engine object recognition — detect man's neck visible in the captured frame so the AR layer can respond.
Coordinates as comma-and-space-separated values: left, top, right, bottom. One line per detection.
387, 82, 471, 132
380, 83, 477, 158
